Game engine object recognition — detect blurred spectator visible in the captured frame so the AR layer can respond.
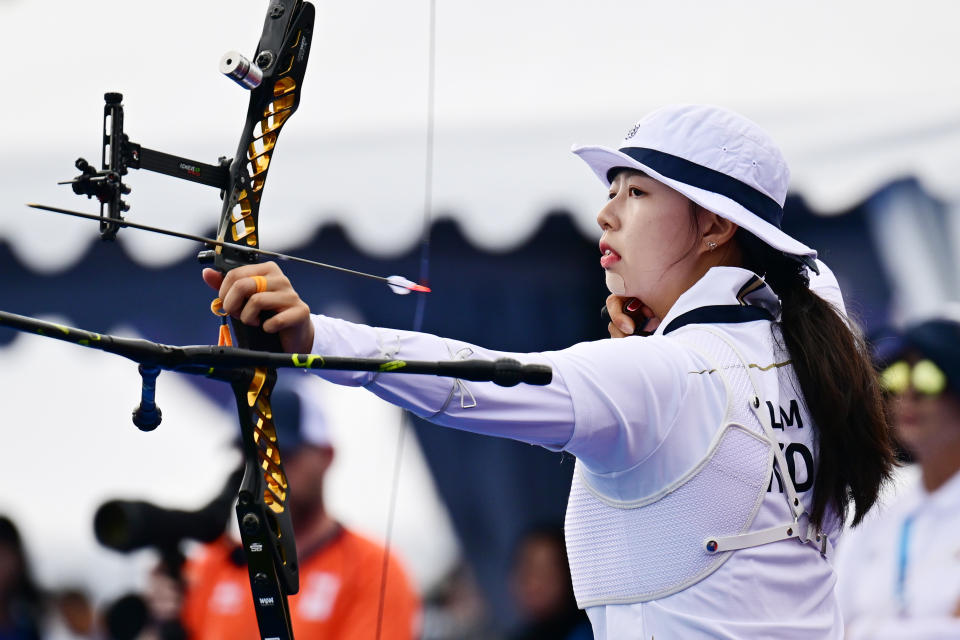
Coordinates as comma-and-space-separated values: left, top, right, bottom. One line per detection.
150, 378, 421, 639
46, 588, 96, 640
421, 561, 496, 640
0, 516, 43, 640
836, 317, 960, 638
508, 526, 590, 640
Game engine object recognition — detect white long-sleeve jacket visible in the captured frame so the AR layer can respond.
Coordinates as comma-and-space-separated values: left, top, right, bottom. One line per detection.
307, 264, 846, 639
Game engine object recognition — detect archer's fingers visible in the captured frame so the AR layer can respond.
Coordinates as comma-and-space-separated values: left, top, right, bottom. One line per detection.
235, 290, 306, 327
605, 294, 636, 336
248, 294, 314, 354
209, 262, 313, 353
218, 267, 294, 318
265, 307, 315, 354
216, 262, 285, 300
607, 321, 630, 339
262, 305, 311, 335
202, 268, 224, 291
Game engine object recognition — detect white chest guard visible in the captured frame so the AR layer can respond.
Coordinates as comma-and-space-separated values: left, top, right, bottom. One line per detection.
564, 326, 830, 608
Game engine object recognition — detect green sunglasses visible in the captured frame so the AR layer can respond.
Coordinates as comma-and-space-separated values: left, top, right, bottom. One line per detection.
880, 359, 948, 396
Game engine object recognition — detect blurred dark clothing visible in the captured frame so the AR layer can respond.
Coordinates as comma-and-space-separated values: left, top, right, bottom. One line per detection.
0, 517, 42, 640
510, 609, 592, 640
509, 526, 592, 640
0, 617, 41, 640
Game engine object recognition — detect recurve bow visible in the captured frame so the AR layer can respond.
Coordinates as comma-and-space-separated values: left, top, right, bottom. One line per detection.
180, 3, 313, 636
195, 4, 315, 636
62, 2, 316, 637
0, 2, 549, 638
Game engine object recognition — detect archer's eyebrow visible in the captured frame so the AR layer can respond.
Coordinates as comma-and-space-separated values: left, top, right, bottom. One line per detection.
609, 168, 650, 183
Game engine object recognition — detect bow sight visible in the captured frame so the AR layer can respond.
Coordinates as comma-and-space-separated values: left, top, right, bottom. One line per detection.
60, 23, 295, 244
63, 92, 231, 241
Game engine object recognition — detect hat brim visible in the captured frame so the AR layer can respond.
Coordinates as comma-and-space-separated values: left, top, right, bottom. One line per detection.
572, 144, 816, 259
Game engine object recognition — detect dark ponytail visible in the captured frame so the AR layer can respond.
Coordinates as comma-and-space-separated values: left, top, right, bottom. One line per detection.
738, 232, 896, 527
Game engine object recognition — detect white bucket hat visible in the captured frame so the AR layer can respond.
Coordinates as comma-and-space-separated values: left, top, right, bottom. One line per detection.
572, 104, 816, 263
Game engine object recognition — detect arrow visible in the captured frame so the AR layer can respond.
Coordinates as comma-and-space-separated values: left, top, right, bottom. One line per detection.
26, 203, 431, 294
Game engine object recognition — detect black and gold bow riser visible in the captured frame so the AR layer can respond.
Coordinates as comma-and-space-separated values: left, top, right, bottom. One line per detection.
58, 3, 315, 638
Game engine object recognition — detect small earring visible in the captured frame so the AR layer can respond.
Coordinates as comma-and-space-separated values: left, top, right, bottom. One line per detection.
706, 240, 718, 251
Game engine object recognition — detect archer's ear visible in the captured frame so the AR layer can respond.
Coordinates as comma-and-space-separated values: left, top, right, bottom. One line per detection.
699, 210, 739, 251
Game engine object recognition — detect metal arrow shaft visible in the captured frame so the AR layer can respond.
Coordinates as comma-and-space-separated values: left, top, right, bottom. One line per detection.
26, 203, 431, 293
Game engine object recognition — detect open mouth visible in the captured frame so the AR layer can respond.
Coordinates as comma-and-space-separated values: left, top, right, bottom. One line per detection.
599, 242, 621, 269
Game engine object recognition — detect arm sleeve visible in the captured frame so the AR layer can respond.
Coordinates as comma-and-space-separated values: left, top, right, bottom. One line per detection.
308, 314, 697, 474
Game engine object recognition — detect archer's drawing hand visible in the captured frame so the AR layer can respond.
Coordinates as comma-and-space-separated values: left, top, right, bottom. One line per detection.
605, 294, 661, 338
203, 262, 314, 354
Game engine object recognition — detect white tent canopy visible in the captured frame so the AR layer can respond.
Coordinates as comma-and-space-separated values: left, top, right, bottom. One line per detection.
2, 0, 959, 271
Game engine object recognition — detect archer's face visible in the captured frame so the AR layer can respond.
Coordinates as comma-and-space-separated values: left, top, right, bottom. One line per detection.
596, 170, 701, 318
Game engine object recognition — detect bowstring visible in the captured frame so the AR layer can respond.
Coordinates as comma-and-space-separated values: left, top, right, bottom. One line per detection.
375, 0, 436, 635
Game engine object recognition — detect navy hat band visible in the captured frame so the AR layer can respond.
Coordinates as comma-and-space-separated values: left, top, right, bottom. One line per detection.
615, 147, 784, 228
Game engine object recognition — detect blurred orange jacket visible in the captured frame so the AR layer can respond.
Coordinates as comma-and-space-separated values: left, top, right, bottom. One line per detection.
182, 528, 420, 640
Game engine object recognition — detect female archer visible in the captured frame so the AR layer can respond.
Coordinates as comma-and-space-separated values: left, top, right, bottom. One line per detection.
206, 104, 895, 639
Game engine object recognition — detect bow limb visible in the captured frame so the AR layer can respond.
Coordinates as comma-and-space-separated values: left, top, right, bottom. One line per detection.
205, 3, 316, 638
